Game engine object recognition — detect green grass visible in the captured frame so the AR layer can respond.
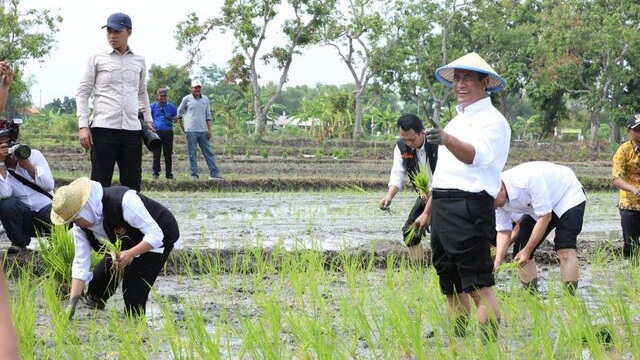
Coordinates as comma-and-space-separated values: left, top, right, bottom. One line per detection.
5, 243, 640, 358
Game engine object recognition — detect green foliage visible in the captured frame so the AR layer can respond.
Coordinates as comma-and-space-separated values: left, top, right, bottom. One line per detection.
301, 89, 355, 139
0, 0, 62, 116
147, 64, 191, 104
19, 111, 77, 142
261, 149, 269, 159
409, 165, 429, 198
42, 96, 76, 115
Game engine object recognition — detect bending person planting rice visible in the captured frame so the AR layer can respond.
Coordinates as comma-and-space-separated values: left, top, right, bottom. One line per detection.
493, 161, 586, 295
50, 177, 179, 318
380, 113, 438, 262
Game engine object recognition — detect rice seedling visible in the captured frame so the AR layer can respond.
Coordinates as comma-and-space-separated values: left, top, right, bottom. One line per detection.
4, 190, 640, 358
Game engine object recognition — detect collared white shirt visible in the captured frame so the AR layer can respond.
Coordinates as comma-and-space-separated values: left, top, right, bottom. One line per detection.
76, 47, 151, 129
71, 190, 165, 282
495, 161, 586, 231
0, 150, 54, 212
388, 140, 431, 190
431, 97, 511, 197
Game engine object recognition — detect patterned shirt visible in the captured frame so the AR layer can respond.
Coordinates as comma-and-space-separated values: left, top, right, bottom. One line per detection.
612, 140, 640, 210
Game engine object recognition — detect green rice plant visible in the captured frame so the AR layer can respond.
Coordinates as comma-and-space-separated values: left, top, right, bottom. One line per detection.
37, 225, 103, 297
10, 264, 38, 359
402, 223, 425, 246
409, 165, 430, 199
37, 225, 76, 297
97, 237, 124, 290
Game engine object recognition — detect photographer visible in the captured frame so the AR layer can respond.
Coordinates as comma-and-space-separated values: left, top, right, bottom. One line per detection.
0, 117, 54, 254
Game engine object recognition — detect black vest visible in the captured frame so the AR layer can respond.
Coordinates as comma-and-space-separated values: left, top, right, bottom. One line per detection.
396, 138, 438, 188
83, 186, 179, 251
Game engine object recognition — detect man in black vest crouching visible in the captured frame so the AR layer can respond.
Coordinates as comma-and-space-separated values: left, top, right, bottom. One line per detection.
50, 177, 180, 318
380, 114, 438, 262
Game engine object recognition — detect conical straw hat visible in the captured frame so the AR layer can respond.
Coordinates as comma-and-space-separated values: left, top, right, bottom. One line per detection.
435, 52, 506, 92
50, 177, 92, 225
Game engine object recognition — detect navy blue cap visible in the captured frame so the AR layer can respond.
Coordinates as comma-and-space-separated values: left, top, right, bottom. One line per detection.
102, 12, 132, 30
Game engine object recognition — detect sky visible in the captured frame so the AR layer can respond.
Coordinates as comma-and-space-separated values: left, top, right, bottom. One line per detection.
21, 0, 353, 107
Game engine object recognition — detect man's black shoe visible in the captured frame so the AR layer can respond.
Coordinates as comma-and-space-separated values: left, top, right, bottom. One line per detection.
6, 245, 26, 255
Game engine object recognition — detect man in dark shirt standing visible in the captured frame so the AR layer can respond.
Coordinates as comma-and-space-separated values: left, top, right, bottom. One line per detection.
148, 88, 178, 180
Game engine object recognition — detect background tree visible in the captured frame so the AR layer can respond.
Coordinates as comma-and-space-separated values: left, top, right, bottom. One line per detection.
321, 0, 391, 138
0, 0, 61, 116
147, 64, 191, 106
42, 96, 75, 115
175, 0, 337, 136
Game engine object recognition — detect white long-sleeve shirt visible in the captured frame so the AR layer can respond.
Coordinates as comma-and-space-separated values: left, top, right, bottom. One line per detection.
431, 97, 511, 197
71, 190, 165, 282
0, 150, 54, 212
76, 47, 151, 129
495, 161, 586, 231
387, 141, 430, 190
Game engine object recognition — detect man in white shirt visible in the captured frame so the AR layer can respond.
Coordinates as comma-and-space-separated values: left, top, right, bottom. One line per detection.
76, 12, 152, 191
425, 52, 510, 341
380, 113, 438, 262
0, 118, 54, 254
494, 161, 586, 295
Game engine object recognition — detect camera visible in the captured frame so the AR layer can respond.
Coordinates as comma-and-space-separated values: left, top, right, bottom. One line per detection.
7, 142, 31, 159
138, 112, 162, 151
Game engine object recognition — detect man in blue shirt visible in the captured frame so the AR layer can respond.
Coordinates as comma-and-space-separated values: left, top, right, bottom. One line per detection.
177, 80, 222, 181
148, 88, 178, 180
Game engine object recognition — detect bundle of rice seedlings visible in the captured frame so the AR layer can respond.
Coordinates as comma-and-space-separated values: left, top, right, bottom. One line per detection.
410, 165, 430, 201
100, 238, 124, 287
403, 165, 431, 245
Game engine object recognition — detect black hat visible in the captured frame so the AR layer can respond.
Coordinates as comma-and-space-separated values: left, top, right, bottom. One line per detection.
627, 114, 640, 130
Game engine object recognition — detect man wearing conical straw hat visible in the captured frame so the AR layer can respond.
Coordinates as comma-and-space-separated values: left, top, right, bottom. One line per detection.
425, 52, 510, 341
50, 177, 180, 318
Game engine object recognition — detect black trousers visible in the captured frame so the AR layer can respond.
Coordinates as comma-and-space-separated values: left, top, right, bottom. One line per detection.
0, 197, 51, 247
87, 218, 179, 316
90, 128, 142, 191
402, 196, 426, 246
152, 130, 174, 177
88, 245, 174, 316
431, 190, 496, 294
620, 209, 640, 259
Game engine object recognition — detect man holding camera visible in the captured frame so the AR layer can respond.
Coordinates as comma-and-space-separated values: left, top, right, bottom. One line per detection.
0, 117, 54, 254
76, 12, 152, 192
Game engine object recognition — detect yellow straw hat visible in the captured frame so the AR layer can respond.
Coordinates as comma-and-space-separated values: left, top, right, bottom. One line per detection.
435, 52, 506, 92
50, 177, 92, 225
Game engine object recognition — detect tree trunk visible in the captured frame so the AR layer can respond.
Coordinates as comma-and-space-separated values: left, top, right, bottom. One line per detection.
589, 108, 599, 149
612, 122, 621, 143
353, 90, 364, 138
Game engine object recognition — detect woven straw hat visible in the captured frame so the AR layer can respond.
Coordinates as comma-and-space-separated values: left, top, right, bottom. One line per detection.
50, 177, 92, 225
435, 52, 506, 92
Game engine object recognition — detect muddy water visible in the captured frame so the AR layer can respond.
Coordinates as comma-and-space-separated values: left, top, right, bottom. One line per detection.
149, 190, 623, 252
